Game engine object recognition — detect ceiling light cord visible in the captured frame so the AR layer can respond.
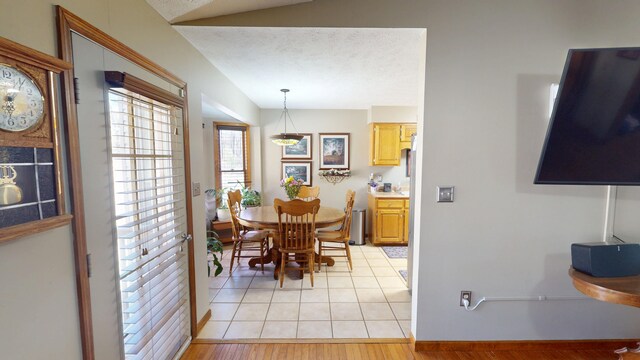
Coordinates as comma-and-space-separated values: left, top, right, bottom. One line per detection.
270, 89, 304, 145
282, 90, 300, 135
283, 90, 288, 134
461, 295, 588, 311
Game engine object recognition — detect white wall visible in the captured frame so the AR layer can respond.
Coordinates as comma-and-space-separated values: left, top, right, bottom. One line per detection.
0, 226, 81, 360
413, 0, 639, 340
181, 0, 640, 341
260, 109, 408, 212
368, 106, 418, 124
0, 1, 258, 359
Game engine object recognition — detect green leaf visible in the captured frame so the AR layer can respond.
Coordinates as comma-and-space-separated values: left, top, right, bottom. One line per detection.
206, 228, 225, 276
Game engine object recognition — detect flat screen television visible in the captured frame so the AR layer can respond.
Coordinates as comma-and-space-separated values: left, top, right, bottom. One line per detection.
535, 47, 640, 185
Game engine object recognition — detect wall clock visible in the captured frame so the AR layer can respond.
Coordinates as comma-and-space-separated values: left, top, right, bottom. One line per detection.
0, 63, 45, 132
0, 36, 72, 243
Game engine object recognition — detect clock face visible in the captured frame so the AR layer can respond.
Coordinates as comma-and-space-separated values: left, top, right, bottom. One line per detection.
0, 64, 45, 132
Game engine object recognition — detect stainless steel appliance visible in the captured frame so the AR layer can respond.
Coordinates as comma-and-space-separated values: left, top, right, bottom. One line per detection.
407, 135, 417, 291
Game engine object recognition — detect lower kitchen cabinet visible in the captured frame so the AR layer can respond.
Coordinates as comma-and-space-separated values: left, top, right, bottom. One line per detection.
368, 194, 409, 245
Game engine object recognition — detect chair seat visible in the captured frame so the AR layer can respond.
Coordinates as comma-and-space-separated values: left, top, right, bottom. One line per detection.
316, 230, 344, 241
238, 230, 269, 241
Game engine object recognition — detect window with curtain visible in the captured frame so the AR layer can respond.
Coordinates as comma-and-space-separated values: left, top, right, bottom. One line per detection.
214, 123, 251, 189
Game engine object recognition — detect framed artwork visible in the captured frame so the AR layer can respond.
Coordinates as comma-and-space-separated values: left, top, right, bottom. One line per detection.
282, 133, 312, 159
319, 133, 350, 170
282, 161, 312, 186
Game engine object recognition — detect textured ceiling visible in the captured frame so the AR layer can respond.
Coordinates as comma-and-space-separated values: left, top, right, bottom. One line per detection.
175, 26, 424, 109
146, 0, 311, 23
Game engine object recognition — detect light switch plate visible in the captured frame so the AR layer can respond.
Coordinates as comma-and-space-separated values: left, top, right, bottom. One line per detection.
437, 186, 454, 202
192, 182, 201, 197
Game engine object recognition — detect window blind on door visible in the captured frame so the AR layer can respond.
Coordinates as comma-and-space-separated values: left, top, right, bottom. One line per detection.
107, 89, 189, 360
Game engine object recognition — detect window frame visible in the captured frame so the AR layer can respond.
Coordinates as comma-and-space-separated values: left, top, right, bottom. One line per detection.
213, 122, 251, 189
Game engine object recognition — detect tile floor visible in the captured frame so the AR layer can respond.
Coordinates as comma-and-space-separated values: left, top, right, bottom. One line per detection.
200, 242, 411, 339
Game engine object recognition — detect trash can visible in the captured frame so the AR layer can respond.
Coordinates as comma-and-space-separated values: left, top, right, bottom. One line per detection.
349, 209, 366, 245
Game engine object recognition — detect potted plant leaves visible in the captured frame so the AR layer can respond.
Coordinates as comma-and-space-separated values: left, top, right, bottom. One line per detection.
207, 230, 224, 277
237, 181, 262, 208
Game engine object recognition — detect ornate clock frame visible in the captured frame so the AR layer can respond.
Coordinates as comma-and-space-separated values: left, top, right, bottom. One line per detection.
0, 37, 72, 243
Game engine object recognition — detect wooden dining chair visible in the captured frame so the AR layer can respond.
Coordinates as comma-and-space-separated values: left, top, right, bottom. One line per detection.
316, 190, 356, 271
274, 198, 321, 288
297, 186, 320, 201
227, 190, 269, 274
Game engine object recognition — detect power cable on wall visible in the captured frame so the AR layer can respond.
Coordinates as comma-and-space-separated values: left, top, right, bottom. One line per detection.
461, 295, 589, 311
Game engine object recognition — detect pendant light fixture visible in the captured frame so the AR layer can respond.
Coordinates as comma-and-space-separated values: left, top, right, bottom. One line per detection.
271, 89, 304, 146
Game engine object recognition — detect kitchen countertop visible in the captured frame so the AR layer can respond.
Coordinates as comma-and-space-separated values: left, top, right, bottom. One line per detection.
368, 192, 410, 198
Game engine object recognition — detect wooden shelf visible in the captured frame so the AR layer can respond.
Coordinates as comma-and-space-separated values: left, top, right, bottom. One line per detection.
210, 220, 233, 244
211, 220, 232, 230
569, 267, 640, 308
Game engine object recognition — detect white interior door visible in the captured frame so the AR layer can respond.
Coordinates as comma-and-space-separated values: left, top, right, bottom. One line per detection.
72, 33, 191, 360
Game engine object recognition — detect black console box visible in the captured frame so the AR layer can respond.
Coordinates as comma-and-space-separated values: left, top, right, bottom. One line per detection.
571, 242, 640, 277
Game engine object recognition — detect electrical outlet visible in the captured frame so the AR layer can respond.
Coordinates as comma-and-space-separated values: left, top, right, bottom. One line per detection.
192, 182, 201, 197
460, 291, 472, 306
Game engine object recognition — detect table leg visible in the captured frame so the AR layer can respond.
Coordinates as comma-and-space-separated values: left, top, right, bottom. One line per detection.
316, 252, 335, 267
248, 246, 276, 268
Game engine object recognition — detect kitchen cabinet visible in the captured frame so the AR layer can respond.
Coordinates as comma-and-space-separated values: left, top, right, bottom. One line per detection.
368, 194, 410, 245
369, 123, 401, 165
368, 122, 417, 166
400, 124, 417, 149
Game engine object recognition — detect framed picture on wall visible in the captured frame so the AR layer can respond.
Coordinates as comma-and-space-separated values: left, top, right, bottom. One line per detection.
282, 133, 312, 160
282, 161, 312, 186
319, 133, 350, 170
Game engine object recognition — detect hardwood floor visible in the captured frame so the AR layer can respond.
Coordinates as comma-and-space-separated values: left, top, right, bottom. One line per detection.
181, 343, 616, 359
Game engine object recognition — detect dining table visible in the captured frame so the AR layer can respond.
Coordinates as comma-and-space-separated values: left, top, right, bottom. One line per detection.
236, 205, 345, 280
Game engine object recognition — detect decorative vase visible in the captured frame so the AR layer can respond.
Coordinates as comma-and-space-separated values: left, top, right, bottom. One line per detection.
285, 187, 300, 200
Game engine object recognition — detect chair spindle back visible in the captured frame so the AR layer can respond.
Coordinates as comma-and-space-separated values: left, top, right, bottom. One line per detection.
297, 186, 320, 201
227, 189, 243, 238
340, 190, 356, 240
274, 198, 321, 251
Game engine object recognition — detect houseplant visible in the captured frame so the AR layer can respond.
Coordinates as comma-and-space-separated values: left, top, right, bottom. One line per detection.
207, 230, 224, 277
205, 187, 230, 221
237, 181, 262, 208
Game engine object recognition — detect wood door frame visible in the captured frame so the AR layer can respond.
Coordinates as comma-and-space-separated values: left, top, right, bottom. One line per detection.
56, 6, 196, 359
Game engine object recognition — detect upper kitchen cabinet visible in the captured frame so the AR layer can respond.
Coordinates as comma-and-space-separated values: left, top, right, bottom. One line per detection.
369, 123, 401, 166
368, 122, 416, 166
400, 124, 417, 149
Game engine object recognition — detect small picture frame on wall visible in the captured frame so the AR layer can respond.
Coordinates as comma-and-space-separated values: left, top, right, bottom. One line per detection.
282, 133, 312, 160
319, 133, 350, 170
282, 161, 312, 186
